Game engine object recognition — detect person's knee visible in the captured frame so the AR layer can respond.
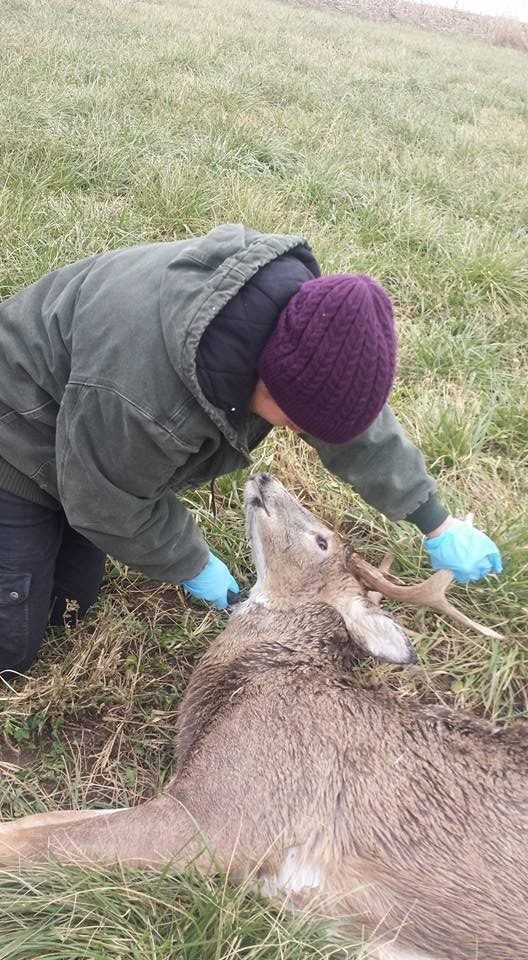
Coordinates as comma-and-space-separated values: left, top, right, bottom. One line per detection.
0, 572, 45, 673
0, 492, 63, 673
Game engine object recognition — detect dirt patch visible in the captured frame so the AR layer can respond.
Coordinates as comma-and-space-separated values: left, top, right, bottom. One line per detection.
283, 0, 528, 52
115, 578, 188, 627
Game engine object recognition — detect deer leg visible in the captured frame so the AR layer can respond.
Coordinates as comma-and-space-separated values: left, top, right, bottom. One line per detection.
0, 796, 215, 871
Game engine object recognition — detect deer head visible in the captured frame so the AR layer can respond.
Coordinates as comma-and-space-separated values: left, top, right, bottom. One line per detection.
244, 473, 417, 664
244, 474, 502, 665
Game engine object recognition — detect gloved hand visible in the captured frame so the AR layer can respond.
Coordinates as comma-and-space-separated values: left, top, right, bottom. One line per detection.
424, 518, 502, 584
182, 551, 240, 609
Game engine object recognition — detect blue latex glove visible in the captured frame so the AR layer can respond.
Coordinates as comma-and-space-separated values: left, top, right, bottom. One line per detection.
424, 519, 502, 584
182, 551, 239, 609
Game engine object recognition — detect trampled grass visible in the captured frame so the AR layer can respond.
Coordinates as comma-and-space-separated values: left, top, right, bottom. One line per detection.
0, 0, 527, 954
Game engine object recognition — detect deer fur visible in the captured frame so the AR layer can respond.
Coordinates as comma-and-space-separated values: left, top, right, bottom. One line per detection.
0, 473, 525, 960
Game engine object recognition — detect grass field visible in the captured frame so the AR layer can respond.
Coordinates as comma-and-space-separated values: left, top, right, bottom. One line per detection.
287, 0, 528, 51
0, 0, 527, 955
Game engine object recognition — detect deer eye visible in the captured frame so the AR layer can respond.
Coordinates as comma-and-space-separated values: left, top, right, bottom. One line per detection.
316, 535, 328, 551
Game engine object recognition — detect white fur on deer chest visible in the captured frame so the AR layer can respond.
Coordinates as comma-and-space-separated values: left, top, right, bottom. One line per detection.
260, 845, 325, 898
246, 586, 270, 607
375, 947, 437, 960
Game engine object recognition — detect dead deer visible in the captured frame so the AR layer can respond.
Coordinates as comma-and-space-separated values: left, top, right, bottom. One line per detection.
0, 473, 524, 960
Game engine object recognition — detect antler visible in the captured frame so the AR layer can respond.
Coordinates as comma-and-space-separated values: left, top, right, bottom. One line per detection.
349, 554, 503, 641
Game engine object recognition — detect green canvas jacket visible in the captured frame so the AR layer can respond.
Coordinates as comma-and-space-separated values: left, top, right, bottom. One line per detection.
0, 225, 445, 582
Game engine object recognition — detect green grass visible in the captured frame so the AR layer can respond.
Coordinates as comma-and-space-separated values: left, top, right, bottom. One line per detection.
0, 0, 527, 954
0, 861, 350, 960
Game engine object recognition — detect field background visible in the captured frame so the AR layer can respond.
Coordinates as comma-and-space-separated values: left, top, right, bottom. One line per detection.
0, 0, 527, 955
287, 0, 528, 50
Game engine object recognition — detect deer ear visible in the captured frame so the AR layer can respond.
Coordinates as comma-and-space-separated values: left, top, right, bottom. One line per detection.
333, 595, 417, 665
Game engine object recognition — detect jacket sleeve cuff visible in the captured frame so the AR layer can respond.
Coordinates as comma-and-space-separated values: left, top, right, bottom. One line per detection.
405, 494, 450, 535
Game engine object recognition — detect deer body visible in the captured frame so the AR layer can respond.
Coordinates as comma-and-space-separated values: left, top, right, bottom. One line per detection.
0, 475, 525, 960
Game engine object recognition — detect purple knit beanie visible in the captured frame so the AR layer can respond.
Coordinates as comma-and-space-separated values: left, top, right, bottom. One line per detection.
258, 274, 397, 444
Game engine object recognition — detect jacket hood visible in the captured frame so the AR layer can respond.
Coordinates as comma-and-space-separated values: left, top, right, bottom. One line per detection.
159, 224, 318, 448
195, 252, 318, 430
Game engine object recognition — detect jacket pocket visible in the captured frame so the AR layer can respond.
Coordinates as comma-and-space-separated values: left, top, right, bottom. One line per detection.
0, 572, 31, 655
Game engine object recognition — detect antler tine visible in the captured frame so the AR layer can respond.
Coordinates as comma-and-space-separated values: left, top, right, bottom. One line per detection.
349, 554, 503, 641
367, 553, 394, 607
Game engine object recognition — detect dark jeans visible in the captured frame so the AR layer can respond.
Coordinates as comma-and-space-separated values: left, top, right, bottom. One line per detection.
0, 489, 105, 672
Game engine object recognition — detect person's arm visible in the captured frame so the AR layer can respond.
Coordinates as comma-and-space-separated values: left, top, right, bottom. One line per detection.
56, 384, 211, 584
305, 404, 448, 532
305, 405, 502, 582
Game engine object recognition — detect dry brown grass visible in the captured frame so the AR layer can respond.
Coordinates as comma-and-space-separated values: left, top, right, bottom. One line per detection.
491, 15, 528, 51
284, 0, 528, 51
